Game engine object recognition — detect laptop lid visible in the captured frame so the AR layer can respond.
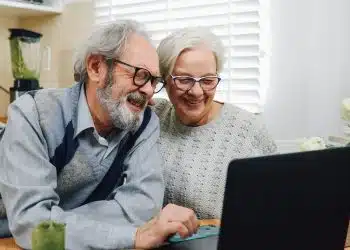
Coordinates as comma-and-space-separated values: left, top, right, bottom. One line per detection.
218, 147, 350, 250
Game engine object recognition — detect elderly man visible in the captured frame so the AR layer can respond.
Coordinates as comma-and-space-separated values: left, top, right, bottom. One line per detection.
0, 20, 198, 249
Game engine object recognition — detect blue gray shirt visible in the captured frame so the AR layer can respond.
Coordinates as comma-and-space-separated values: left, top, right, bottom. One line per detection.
0, 82, 164, 249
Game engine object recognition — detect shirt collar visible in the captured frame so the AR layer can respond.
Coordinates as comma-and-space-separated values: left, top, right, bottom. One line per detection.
74, 83, 95, 138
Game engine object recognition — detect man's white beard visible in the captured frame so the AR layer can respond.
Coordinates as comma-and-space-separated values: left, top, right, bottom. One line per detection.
96, 73, 143, 132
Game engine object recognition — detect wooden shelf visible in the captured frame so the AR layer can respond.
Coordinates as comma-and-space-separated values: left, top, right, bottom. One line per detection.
0, 0, 62, 18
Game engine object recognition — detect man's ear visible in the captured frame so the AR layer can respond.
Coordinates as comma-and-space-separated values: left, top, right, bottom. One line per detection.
86, 55, 107, 88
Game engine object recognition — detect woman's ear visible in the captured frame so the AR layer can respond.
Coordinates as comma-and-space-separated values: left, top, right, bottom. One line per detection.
86, 55, 107, 88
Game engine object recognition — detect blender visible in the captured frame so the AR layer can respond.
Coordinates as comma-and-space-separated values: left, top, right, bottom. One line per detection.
8, 28, 44, 103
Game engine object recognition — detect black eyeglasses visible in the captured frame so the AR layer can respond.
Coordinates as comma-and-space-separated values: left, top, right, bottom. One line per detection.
170, 75, 221, 91
107, 58, 165, 93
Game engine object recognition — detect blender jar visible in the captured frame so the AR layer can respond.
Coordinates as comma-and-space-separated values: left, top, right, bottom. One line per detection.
8, 28, 50, 102
9, 28, 42, 81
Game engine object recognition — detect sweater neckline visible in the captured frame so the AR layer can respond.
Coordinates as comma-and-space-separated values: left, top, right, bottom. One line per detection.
170, 102, 228, 136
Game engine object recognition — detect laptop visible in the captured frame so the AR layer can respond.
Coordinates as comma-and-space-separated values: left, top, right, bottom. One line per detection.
158, 147, 350, 250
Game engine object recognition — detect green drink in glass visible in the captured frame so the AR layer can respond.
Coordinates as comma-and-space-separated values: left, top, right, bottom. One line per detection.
32, 220, 65, 250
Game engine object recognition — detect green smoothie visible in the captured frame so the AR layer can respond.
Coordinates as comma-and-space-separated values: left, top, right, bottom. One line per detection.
32, 220, 65, 250
10, 37, 40, 80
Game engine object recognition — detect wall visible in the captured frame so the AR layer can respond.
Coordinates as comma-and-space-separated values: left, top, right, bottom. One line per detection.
0, 17, 19, 117
58, 0, 94, 87
0, 0, 93, 117
264, 0, 350, 141
19, 0, 94, 89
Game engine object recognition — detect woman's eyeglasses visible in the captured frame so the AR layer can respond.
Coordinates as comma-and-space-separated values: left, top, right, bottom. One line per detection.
170, 75, 221, 91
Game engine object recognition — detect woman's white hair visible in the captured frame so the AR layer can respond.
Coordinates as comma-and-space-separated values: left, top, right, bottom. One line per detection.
74, 19, 150, 82
157, 27, 225, 79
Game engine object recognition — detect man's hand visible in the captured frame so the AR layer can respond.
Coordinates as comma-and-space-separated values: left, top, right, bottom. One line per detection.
134, 204, 199, 249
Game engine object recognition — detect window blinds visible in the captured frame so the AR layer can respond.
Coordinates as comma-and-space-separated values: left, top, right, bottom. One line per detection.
94, 0, 270, 113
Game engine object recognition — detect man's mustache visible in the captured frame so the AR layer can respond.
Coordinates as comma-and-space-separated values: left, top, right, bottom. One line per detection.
126, 92, 147, 108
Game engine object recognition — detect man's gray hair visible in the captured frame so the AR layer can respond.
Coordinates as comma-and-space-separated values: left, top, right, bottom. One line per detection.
157, 27, 225, 79
74, 19, 151, 82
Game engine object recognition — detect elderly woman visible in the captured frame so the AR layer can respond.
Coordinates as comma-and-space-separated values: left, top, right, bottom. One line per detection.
153, 27, 277, 220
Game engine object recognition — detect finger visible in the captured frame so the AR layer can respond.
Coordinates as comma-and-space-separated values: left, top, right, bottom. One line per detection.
182, 219, 194, 236
191, 213, 200, 233
162, 204, 198, 235
177, 222, 190, 239
179, 209, 199, 236
166, 221, 190, 239
182, 212, 198, 236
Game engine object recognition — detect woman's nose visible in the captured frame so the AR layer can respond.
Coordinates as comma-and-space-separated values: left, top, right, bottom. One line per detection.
188, 81, 204, 97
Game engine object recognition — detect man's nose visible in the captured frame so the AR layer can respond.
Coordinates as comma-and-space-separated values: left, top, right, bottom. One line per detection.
188, 81, 204, 97
138, 79, 154, 99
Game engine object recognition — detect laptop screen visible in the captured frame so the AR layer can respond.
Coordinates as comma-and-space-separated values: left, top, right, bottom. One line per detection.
218, 147, 350, 250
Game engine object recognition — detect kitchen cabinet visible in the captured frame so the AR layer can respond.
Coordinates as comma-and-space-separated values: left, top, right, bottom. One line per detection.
0, 0, 64, 116
0, 0, 63, 18
0, 0, 92, 116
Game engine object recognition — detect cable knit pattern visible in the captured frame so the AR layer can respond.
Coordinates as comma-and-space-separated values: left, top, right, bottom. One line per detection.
153, 98, 277, 219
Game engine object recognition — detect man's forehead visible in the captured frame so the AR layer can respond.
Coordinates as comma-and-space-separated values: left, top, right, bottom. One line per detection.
122, 35, 160, 75
138, 63, 160, 76
121, 55, 160, 76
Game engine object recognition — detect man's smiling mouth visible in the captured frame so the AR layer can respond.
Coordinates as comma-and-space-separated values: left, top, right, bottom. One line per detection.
126, 94, 146, 112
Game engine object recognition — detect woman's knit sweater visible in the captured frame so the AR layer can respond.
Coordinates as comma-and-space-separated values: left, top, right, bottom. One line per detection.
154, 99, 277, 219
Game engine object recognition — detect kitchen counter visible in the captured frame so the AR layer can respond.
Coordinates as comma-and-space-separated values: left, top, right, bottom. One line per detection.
0, 116, 7, 123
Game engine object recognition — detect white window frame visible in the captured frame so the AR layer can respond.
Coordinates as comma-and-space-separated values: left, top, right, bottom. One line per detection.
93, 0, 271, 114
